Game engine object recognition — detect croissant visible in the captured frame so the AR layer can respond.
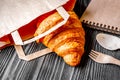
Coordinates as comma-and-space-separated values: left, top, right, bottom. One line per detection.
34, 11, 85, 66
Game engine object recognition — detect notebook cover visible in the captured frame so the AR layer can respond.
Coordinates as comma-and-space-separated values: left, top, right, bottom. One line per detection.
80, 0, 120, 34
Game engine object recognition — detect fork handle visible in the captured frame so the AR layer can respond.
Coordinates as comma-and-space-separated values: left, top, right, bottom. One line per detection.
111, 58, 120, 66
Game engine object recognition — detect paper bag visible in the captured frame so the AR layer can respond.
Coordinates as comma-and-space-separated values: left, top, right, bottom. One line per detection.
0, 0, 71, 61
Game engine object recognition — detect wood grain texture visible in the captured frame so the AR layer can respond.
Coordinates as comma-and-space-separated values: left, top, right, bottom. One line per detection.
0, 0, 120, 80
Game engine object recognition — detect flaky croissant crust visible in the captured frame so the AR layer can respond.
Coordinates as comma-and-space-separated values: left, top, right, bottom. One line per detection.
35, 11, 85, 66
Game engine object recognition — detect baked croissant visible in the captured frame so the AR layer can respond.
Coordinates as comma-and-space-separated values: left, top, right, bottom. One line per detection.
34, 11, 85, 66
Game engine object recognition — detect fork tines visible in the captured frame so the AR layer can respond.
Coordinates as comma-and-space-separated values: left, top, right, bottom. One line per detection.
89, 50, 99, 59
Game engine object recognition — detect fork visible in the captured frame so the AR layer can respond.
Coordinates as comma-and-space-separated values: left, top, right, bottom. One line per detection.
89, 50, 120, 66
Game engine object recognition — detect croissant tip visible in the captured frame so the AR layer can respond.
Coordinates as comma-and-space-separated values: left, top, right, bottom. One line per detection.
63, 53, 81, 66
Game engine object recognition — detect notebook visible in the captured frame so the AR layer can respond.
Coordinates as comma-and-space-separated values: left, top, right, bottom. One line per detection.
80, 0, 120, 35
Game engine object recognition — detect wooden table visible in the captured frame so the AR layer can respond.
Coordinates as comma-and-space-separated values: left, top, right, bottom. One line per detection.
0, 0, 120, 80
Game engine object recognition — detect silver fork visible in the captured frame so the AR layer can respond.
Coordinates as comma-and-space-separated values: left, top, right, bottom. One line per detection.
89, 50, 120, 66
